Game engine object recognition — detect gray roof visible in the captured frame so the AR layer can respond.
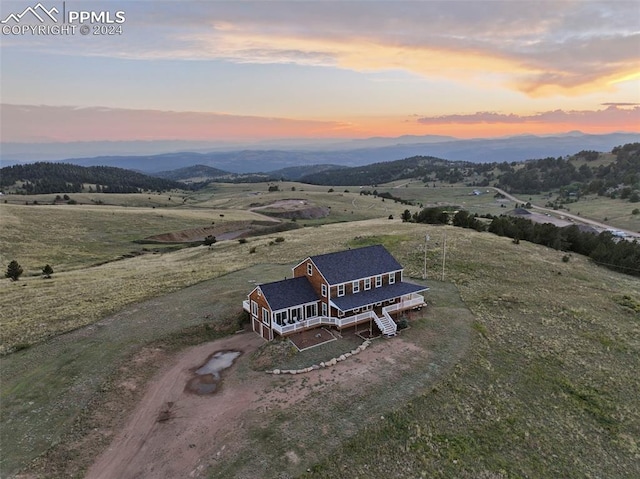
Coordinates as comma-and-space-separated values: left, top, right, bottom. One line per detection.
331, 281, 428, 311
258, 276, 319, 311
309, 244, 402, 284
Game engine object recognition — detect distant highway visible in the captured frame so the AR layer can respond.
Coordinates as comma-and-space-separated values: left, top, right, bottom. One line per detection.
490, 187, 640, 241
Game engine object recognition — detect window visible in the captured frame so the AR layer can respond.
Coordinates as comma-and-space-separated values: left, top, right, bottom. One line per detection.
321, 283, 327, 297
375, 302, 382, 307
305, 303, 317, 318
352, 281, 359, 293
337, 284, 345, 297
338, 310, 345, 317
322, 302, 328, 316
307, 262, 313, 276
262, 308, 270, 325
364, 277, 371, 290
389, 272, 396, 284
375, 275, 382, 288
353, 307, 360, 313
251, 300, 258, 316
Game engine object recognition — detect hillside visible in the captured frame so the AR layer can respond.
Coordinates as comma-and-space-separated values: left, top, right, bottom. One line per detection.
497, 143, 640, 196
0, 162, 185, 194
153, 163, 346, 183
1, 218, 638, 478
299, 155, 495, 186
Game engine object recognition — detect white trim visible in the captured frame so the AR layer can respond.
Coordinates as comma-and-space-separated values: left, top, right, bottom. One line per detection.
375, 275, 382, 288
337, 284, 345, 297
321, 283, 327, 297
352, 280, 360, 293
307, 262, 313, 276
389, 272, 396, 284
322, 302, 328, 316
262, 307, 270, 325
251, 300, 258, 316
364, 277, 371, 290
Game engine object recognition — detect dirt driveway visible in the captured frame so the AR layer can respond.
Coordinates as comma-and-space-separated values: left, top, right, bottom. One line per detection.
85, 330, 433, 479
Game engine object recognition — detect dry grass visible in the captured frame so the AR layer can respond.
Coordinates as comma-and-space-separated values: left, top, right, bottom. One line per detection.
0, 217, 415, 354
1, 190, 639, 478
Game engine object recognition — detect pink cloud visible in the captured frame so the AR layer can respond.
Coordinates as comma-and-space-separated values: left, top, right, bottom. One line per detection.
1, 104, 353, 142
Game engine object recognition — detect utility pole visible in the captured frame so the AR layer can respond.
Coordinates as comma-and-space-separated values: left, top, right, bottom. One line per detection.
423, 234, 429, 279
441, 231, 447, 281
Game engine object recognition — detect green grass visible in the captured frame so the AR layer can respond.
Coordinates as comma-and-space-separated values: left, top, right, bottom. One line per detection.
562, 195, 640, 232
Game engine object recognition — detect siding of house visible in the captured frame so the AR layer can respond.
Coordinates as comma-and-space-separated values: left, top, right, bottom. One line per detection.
248, 287, 273, 340
293, 258, 330, 317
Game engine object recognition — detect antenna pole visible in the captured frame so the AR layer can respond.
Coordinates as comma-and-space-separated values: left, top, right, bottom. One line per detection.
441, 231, 446, 281
423, 234, 429, 279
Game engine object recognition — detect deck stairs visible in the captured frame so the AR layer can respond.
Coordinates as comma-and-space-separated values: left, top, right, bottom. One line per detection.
374, 309, 397, 337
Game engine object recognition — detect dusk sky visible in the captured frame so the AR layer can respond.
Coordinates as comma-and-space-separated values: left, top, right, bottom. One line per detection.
1, 0, 639, 143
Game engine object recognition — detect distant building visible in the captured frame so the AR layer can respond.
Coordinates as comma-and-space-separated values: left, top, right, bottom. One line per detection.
243, 245, 428, 341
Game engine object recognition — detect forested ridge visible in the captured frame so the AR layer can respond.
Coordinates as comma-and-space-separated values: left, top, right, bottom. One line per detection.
0, 162, 185, 194
496, 143, 640, 197
300, 155, 496, 186
300, 144, 640, 201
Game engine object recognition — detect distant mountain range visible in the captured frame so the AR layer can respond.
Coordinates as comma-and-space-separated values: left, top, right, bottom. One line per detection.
2, 132, 638, 174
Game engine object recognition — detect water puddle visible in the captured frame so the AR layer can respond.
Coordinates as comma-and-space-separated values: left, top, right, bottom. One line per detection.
185, 350, 241, 395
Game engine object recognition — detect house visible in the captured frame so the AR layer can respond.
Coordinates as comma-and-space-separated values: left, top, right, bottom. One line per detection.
243, 244, 428, 341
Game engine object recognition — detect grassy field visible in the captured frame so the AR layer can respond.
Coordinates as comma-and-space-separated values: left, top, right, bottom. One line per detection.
1, 189, 639, 478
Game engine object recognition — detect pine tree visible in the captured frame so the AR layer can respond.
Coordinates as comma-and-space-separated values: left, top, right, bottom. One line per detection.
6, 260, 24, 281
42, 264, 54, 279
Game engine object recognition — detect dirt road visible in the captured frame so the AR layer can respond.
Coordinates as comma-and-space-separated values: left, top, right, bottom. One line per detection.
85, 333, 265, 479
490, 187, 640, 239
85, 331, 430, 479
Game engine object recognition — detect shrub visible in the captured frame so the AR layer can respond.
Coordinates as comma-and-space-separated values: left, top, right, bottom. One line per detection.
249, 247, 257, 254
562, 254, 571, 263
238, 238, 248, 244
274, 237, 285, 243
397, 318, 409, 330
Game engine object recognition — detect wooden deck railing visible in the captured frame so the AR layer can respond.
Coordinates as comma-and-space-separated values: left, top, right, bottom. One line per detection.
262, 293, 426, 337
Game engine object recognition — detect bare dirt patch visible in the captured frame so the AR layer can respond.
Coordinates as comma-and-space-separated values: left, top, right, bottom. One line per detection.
250, 199, 330, 219
141, 221, 273, 243
288, 327, 336, 351
85, 320, 457, 479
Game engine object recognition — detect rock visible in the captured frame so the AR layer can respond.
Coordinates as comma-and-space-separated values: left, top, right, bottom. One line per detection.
344, 352, 351, 358
311, 364, 320, 370
339, 354, 346, 361
320, 362, 325, 368
273, 369, 280, 375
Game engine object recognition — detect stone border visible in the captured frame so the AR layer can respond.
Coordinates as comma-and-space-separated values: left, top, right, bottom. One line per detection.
265, 339, 372, 375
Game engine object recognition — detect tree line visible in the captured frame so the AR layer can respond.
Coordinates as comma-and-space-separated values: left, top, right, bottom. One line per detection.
0, 162, 186, 194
